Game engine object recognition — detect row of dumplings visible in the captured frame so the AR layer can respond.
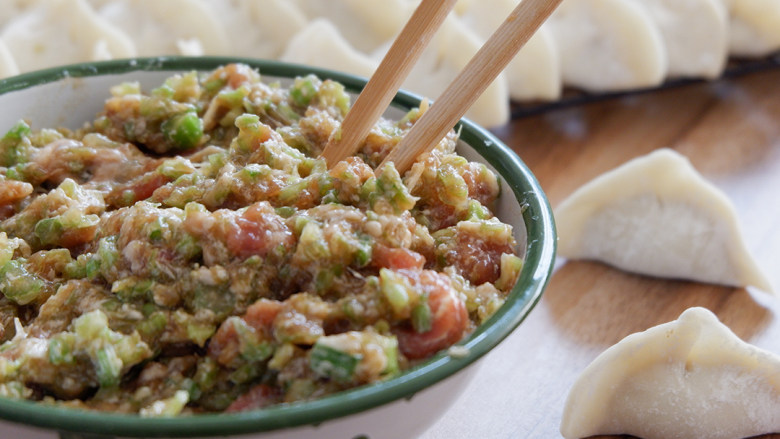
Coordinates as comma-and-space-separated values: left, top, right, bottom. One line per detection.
555, 149, 777, 438
1, 0, 779, 128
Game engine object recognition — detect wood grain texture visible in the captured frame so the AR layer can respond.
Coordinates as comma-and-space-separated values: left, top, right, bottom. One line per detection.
420, 69, 780, 439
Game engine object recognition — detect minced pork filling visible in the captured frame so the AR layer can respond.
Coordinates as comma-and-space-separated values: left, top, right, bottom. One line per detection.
0, 64, 522, 415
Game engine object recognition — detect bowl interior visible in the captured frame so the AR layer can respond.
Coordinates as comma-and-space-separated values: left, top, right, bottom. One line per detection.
0, 57, 556, 437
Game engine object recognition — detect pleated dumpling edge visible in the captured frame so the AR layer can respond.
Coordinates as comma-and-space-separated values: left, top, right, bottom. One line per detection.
554, 148, 772, 293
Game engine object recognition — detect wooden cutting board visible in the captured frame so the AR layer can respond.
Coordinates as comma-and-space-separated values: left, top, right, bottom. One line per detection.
421, 68, 780, 439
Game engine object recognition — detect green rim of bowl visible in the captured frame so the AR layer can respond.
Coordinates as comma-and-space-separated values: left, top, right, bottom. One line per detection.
0, 57, 556, 437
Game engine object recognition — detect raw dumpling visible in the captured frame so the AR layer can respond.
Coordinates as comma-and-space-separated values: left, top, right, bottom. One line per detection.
205, 0, 307, 59
0, 0, 39, 29
1, 0, 135, 72
374, 11, 509, 128
555, 148, 772, 293
291, 0, 409, 53
547, 0, 667, 92
561, 307, 780, 439
725, 0, 780, 57
457, 0, 562, 101
280, 19, 378, 80
627, 0, 728, 79
0, 39, 19, 79
91, 0, 228, 56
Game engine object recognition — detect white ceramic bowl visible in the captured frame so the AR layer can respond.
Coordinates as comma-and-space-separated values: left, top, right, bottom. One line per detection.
0, 57, 556, 439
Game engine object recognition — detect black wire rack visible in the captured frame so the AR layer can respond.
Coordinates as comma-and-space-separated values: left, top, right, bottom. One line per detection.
510, 51, 780, 119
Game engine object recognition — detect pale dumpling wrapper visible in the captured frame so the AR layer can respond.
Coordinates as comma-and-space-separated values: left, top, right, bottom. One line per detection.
555, 148, 772, 293
561, 307, 780, 439
291, 0, 409, 54
371, 10, 509, 128
628, 0, 728, 79
547, 0, 667, 92
0, 39, 19, 79
280, 18, 378, 80
204, 0, 307, 59
725, 0, 780, 57
91, 0, 229, 56
457, 0, 562, 101
1, 0, 136, 72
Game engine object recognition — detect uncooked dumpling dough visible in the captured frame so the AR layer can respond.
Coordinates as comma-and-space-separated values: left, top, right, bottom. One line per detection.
292, 0, 409, 53
457, 0, 562, 101
373, 11, 510, 128
1, 0, 136, 72
204, 0, 307, 59
547, 0, 667, 92
555, 148, 772, 293
561, 307, 780, 439
0, 39, 19, 79
725, 0, 780, 57
280, 19, 378, 80
92, 0, 229, 56
628, 0, 728, 79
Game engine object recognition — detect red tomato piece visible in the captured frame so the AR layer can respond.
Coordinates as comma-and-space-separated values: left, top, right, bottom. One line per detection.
394, 271, 468, 360
372, 244, 426, 271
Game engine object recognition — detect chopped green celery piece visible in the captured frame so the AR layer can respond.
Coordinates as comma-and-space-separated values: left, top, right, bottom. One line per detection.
203, 77, 226, 93
495, 253, 523, 291
0, 381, 30, 399
286, 379, 316, 400
33, 217, 62, 246
268, 343, 295, 370
437, 168, 469, 207
95, 345, 122, 387
158, 157, 196, 179
0, 233, 22, 266
354, 234, 373, 267
186, 320, 216, 348
379, 269, 410, 316
289, 75, 319, 107
318, 80, 350, 116
314, 265, 343, 293
161, 110, 204, 150
139, 390, 189, 417
239, 163, 271, 181
374, 164, 418, 212
297, 222, 330, 261
231, 317, 273, 362
229, 363, 264, 385
411, 300, 432, 333
0, 259, 46, 305
64, 254, 89, 279
193, 357, 219, 393
112, 277, 154, 301
274, 206, 296, 218
233, 114, 272, 153
94, 236, 119, 279
466, 200, 491, 220
0, 120, 32, 167
278, 177, 309, 203
74, 309, 110, 340
310, 343, 360, 383
292, 215, 311, 235
207, 152, 227, 175
48, 333, 77, 365
137, 311, 168, 339
381, 336, 400, 375
217, 86, 248, 107
174, 234, 201, 260
34, 210, 100, 247
109, 81, 140, 97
